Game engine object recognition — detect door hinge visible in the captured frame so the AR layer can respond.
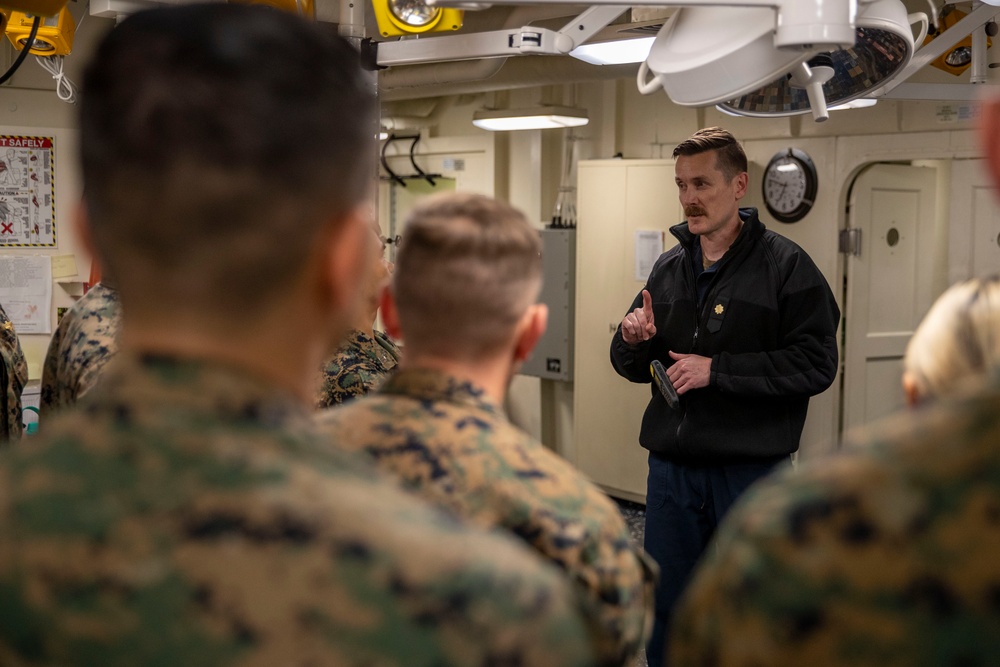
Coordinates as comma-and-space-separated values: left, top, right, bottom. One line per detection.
839, 228, 862, 257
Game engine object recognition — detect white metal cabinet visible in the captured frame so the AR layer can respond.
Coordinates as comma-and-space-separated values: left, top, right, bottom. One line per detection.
574, 159, 682, 502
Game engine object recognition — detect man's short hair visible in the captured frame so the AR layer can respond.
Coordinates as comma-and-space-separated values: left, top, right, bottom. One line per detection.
394, 193, 542, 359
672, 127, 747, 182
80, 4, 375, 312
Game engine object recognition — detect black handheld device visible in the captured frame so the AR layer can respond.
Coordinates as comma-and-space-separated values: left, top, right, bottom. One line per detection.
650, 359, 680, 410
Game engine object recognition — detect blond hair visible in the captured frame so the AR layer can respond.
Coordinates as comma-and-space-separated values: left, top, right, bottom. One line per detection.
904, 274, 1000, 399
393, 193, 542, 358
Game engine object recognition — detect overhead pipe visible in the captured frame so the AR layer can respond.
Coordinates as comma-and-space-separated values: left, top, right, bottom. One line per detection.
381, 55, 634, 100
338, 0, 365, 42
380, 57, 507, 90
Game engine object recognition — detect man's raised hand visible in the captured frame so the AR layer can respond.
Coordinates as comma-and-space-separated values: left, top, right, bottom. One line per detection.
622, 289, 657, 344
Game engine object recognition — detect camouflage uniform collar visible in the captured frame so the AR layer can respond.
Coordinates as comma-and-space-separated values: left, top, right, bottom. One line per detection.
97, 352, 313, 428
373, 330, 402, 363
343, 329, 382, 356
346, 329, 375, 346
378, 368, 500, 415
343, 329, 398, 370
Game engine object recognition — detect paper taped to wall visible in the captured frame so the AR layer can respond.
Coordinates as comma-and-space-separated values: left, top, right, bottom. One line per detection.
635, 230, 664, 282
0, 256, 52, 333
51, 254, 76, 279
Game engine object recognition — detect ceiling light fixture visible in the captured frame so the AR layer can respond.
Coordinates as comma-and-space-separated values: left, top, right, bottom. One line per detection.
829, 98, 878, 111
716, 0, 924, 122
569, 35, 654, 65
636, 0, 922, 123
637, 6, 812, 107
924, 5, 992, 76
371, 0, 464, 37
6, 7, 74, 55
472, 106, 589, 131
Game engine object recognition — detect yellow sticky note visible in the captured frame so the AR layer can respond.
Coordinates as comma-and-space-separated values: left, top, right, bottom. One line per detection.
51, 255, 77, 279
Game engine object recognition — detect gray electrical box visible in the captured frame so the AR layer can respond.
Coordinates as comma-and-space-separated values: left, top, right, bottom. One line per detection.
521, 228, 575, 382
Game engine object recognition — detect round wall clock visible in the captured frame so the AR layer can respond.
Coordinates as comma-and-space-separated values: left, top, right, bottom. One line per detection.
762, 148, 818, 223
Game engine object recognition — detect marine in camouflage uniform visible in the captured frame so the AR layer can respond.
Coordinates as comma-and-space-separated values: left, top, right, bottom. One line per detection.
670, 381, 1000, 667
0, 352, 601, 667
318, 367, 657, 666
0, 302, 27, 443
315, 328, 399, 408
40, 282, 122, 417
0, 4, 606, 664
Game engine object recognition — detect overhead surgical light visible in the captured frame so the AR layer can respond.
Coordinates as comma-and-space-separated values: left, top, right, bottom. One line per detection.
717, 0, 924, 121
472, 106, 589, 131
635, 0, 922, 122
372, 0, 463, 37
636, 6, 814, 107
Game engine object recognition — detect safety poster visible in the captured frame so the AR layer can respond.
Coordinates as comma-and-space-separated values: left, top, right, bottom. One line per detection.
0, 136, 55, 247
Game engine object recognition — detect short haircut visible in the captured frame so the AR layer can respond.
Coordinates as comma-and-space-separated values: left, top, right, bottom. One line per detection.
79, 4, 375, 313
672, 127, 747, 182
904, 274, 1000, 399
393, 193, 542, 359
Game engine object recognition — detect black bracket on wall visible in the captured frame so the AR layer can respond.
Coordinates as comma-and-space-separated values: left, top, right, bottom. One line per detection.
380, 134, 441, 188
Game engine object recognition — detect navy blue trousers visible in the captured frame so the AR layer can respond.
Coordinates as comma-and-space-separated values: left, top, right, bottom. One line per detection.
643, 451, 788, 667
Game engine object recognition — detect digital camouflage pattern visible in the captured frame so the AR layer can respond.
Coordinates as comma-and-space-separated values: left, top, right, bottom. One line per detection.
317, 368, 657, 666
40, 282, 122, 417
315, 329, 400, 408
0, 353, 601, 667
0, 302, 27, 443
671, 379, 1000, 667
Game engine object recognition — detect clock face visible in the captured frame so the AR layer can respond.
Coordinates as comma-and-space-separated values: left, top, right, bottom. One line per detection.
762, 149, 817, 223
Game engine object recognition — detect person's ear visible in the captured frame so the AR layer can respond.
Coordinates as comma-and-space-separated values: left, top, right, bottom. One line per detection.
733, 172, 749, 201
73, 199, 101, 275
513, 304, 548, 363
902, 371, 923, 408
379, 286, 403, 341
322, 206, 370, 317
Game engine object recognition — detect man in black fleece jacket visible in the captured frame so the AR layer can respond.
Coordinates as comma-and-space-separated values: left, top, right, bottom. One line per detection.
609, 127, 840, 666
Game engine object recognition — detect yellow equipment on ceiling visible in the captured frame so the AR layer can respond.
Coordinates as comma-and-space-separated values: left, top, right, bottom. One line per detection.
1, 0, 66, 18
372, 0, 463, 37
6, 7, 74, 55
924, 5, 993, 76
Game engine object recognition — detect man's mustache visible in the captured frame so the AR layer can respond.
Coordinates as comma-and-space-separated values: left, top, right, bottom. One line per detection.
685, 207, 707, 218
